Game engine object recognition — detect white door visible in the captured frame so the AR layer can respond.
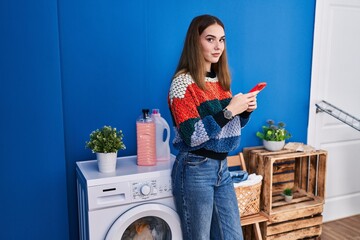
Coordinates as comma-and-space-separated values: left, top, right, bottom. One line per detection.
308, 0, 360, 222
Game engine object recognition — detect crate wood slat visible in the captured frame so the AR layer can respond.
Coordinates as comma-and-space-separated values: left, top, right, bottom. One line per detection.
296, 188, 315, 198
272, 171, 294, 183
271, 195, 284, 202
266, 225, 322, 240
244, 147, 269, 174
300, 156, 308, 190
262, 154, 273, 214
243, 146, 263, 171
294, 157, 302, 190
271, 189, 320, 208
317, 153, 327, 198
309, 155, 317, 194
270, 201, 324, 223
272, 196, 315, 208
241, 211, 269, 226
271, 196, 323, 213
242, 226, 253, 240
266, 215, 323, 235
273, 159, 295, 174
272, 183, 294, 193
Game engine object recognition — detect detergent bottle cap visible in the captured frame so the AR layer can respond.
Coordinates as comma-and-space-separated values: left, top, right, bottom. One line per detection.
152, 109, 160, 116
142, 109, 150, 118
138, 109, 152, 123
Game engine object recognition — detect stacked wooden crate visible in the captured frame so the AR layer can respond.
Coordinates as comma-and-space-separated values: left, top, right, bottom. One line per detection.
243, 147, 327, 240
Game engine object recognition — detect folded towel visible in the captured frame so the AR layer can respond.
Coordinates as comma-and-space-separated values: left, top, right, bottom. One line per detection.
230, 170, 248, 183
233, 173, 263, 187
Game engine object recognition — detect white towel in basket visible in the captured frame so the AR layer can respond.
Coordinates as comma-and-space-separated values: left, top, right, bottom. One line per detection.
233, 173, 263, 187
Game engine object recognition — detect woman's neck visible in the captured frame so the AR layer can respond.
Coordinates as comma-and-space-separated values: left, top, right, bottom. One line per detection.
205, 62, 211, 72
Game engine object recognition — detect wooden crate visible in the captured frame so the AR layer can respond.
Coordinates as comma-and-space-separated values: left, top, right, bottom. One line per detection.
244, 146, 327, 239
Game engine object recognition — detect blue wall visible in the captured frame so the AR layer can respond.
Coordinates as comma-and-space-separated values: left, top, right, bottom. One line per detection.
0, 0, 315, 239
0, 0, 69, 239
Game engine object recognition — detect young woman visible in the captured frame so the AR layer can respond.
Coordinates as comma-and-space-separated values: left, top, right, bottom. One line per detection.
168, 15, 259, 239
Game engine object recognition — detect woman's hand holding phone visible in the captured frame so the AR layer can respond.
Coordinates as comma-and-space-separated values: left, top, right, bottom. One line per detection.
227, 92, 258, 115
226, 82, 266, 115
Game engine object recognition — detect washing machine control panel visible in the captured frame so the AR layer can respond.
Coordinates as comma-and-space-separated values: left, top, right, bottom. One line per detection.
131, 177, 172, 200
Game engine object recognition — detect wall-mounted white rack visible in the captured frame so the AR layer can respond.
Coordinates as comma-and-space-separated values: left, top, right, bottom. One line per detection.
315, 100, 360, 132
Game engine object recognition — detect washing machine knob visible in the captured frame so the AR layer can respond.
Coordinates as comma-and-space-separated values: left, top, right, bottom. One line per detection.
140, 184, 151, 196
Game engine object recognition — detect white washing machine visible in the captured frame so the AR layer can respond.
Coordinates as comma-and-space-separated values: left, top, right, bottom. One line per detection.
76, 155, 182, 240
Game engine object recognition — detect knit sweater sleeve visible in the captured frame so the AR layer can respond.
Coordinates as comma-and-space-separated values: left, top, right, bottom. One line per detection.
168, 73, 229, 148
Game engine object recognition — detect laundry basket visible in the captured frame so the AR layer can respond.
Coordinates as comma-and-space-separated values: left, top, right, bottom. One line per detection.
234, 180, 262, 217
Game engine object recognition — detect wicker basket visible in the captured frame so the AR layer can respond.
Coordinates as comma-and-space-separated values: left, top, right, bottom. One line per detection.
234, 180, 262, 217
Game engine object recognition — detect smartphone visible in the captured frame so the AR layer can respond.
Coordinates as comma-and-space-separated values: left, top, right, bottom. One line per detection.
249, 82, 267, 93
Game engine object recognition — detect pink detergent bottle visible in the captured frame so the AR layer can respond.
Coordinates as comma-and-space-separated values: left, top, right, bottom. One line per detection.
152, 109, 170, 161
136, 109, 156, 166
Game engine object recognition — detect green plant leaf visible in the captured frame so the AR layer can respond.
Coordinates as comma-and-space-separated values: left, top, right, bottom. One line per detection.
85, 125, 126, 153
256, 120, 291, 141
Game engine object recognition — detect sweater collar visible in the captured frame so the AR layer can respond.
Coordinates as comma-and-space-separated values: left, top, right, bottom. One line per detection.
206, 71, 216, 78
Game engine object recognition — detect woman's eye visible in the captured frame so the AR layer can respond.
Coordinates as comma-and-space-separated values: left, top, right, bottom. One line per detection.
206, 38, 214, 42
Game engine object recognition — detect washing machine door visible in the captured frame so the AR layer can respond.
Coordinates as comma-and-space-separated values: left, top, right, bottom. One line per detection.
105, 203, 182, 240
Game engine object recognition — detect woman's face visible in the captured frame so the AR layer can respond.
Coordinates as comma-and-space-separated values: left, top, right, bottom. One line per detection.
199, 23, 225, 72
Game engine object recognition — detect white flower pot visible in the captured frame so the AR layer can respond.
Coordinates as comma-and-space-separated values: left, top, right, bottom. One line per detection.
96, 152, 117, 173
284, 195, 293, 202
263, 140, 285, 151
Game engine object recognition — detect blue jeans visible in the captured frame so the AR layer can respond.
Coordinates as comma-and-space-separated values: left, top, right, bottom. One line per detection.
171, 152, 243, 240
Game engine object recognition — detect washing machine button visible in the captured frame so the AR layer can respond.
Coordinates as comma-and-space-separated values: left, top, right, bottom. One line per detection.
140, 184, 151, 196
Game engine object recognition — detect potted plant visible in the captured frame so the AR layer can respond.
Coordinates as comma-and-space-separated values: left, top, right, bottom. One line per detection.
283, 188, 293, 202
86, 125, 126, 173
256, 120, 291, 151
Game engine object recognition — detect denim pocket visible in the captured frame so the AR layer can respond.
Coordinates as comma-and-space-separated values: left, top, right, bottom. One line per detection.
184, 153, 208, 166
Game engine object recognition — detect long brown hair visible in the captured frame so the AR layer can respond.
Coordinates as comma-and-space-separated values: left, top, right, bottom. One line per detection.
174, 15, 231, 91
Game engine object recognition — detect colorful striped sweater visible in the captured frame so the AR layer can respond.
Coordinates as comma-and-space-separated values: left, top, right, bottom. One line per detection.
168, 72, 250, 159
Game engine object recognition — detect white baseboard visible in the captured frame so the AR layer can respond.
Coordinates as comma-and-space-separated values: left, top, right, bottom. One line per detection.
323, 192, 360, 222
